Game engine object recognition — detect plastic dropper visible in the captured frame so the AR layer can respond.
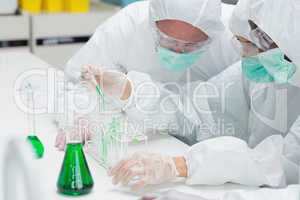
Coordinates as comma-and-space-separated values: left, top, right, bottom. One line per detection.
91, 75, 104, 97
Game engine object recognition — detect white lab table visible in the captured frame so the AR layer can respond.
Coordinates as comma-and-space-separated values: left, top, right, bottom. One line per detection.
0, 52, 259, 200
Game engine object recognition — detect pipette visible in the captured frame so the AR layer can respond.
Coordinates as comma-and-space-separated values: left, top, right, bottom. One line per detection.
90, 75, 104, 97
82, 69, 105, 111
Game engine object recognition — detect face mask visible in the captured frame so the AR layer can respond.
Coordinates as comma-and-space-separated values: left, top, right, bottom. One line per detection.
242, 48, 297, 83
157, 46, 205, 71
242, 56, 274, 83
258, 48, 296, 83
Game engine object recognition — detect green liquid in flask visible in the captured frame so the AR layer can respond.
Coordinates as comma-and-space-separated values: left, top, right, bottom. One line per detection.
57, 143, 94, 196
27, 135, 44, 158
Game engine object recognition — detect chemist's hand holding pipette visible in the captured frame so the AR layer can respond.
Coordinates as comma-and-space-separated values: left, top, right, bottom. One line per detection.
55, 65, 133, 151
81, 65, 132, 101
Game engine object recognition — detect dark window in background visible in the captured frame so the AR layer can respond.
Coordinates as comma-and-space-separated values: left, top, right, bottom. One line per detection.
222, 0, 238, 4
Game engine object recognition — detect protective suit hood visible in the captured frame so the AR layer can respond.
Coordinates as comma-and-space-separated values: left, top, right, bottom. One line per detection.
149, 0, 225, 38
230, 0, 300, 68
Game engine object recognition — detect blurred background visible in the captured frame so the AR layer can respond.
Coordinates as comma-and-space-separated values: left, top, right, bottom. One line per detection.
0, 0, 238, 69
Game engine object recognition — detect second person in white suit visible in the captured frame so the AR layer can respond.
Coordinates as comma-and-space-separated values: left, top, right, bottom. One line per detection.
108, 0, 300, 197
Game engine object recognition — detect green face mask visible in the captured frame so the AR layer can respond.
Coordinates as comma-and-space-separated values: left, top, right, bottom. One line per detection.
258, 48, 296, 83
157, 46, 205, 71
242, 48, 296, 83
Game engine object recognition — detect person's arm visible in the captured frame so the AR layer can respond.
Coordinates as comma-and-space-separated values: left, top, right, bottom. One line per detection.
64, 4, 136, 83
109, 127, 300, 190
181, 135, 287, 187
181, 116, 300, 187
125, 61, 249, 145
55, 5, 135, 142
124, 71, 179, 136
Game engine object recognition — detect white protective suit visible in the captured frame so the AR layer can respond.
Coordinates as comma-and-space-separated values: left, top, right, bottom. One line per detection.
125, 0, 300, 193
183, 0, 300, 187
65, 0, 239, 84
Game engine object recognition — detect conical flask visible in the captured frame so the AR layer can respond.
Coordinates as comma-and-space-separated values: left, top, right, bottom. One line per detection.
57, 110, 94, 196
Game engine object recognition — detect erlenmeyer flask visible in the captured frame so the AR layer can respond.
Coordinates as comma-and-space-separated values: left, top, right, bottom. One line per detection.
57, 142, 94, 196
57, 110, 94, 196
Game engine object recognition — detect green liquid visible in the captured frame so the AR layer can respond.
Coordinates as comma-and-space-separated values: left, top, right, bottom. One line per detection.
57, 143, 94, 196
96, 85, 105, 111
27, 135, 44, 158
100, 118, 120, 165
96, 85, 104, 97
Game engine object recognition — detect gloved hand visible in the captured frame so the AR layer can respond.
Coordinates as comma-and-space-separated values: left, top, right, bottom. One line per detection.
54, 116, 91, 151
141, 190, 211, 200
108, 152, 179, 190
81, 65, 132, 100
54, 128, 67, 151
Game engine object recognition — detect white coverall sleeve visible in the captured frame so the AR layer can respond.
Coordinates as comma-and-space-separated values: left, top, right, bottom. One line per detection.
125, 71, 179, 135
185, 136, 286, 187
126, 62, 300, 187
64, 5, 134, 83
126, 62, 249, 145
185, 116, 300, 187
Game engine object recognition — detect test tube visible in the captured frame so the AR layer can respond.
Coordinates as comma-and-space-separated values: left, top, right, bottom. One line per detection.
106, 117, 129, 168
24, 83, 44, 158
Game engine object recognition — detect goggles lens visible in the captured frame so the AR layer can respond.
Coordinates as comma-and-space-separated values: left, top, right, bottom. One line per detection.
156, 28, 211, 53
249, 27, 274, 51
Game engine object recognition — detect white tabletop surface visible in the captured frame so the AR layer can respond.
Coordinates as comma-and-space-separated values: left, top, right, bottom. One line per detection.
0, 52, 258, 200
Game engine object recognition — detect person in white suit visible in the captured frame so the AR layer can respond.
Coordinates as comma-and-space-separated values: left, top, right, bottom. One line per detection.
55, 0, 240, 150
65, 0, 239, 84
108, 0, 300, 199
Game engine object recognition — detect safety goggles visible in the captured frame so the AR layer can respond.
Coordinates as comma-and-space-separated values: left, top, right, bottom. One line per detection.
156, 28, 211, 53
249, 27, 275, 51
231, 26, 276, 57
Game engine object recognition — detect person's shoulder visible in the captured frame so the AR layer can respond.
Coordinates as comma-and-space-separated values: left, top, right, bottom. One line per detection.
96, 1, 149, 36
123, 1, 149, 10
110, 1, 150, 36
221, 2, 236, 28
120, 1, 150, 22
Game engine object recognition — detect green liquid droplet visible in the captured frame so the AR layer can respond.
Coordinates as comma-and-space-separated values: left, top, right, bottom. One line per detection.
96, 85, 103, 97
27, 135, 44, 158
57, 143, 94, 196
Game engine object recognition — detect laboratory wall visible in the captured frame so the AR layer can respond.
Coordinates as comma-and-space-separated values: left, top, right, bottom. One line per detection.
0, 0, 120, 69
222, 0, 239, 4
0, 0, 236, 69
